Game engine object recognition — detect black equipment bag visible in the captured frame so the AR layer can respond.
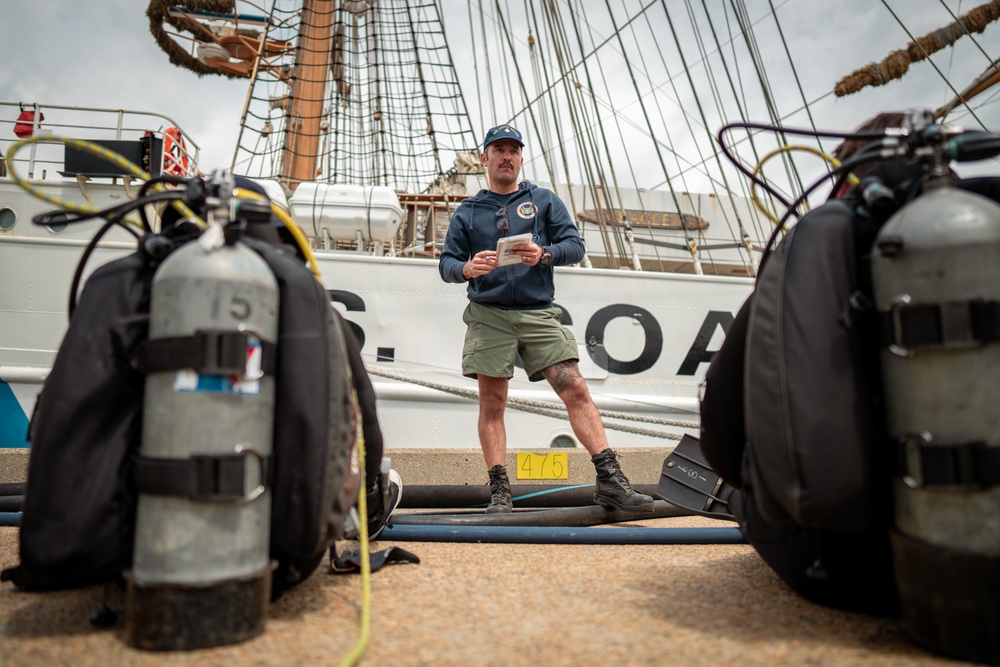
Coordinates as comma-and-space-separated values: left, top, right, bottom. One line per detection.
729, 487, 898, 616
741, 200, 889, 533
4, 253, 152, 590
245, 239, 360, 598
3, 236, 360, 599
698, 293, 752, 488
697, 197, 897, 616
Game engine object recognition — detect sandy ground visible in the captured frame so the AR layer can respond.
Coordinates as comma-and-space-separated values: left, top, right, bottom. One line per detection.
0, 514, 976, 667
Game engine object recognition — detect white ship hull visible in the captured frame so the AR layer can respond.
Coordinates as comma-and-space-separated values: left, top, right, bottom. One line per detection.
0, 178, 753, 451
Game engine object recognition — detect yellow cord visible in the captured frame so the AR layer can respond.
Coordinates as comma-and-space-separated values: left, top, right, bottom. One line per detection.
338, 396, 372, 667
4, 135, 201, 227
229, 187, 322, 282
750, 144, 860, 225
270, 203, 324, 282
5, 137, 319, 280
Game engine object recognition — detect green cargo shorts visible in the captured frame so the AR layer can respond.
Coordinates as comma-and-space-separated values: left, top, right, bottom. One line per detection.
462, 301, 578, 382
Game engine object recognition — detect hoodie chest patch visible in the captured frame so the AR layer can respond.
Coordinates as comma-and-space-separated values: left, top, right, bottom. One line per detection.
515, 202, 536, 219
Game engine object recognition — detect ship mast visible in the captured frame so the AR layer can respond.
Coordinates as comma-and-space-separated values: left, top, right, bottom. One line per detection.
279, 0, 335, 189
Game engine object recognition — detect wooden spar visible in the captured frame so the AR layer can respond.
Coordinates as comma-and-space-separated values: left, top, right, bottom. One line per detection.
576, 209, 709, 231
834, 0, 1000, 97
936, 58, 1000, 118
280, 0, 334, 190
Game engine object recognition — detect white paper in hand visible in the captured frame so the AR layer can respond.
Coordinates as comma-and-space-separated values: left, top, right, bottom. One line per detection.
496, 233, 533, 266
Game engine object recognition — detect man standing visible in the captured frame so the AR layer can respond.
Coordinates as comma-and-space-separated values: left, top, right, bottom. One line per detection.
438, 123, 654, 514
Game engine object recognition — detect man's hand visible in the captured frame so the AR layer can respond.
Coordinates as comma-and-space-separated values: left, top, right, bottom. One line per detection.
510, 242, 544, 266
463, 250, 498, 279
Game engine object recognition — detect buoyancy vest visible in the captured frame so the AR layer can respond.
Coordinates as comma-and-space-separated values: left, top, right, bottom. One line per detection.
697, 194, 897, 615
701, 198, 892, 530
742, 199, 891, 532
2, 233, 361, 599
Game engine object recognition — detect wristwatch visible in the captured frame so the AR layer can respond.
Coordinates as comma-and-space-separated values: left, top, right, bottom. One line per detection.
538, 249, 552, 267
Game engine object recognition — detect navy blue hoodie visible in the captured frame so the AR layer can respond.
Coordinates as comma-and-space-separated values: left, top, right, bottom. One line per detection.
439, 181, 585, 309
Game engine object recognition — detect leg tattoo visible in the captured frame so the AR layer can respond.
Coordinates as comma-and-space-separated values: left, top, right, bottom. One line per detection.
543, 360, 582, 395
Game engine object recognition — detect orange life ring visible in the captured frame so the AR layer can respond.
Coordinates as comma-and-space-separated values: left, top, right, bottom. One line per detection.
162, 127, 190, 176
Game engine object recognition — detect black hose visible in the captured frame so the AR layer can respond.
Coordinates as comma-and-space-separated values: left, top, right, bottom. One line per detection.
381, 524, 746, 545
392, 500, 689, 527
0, 496, 23, 512
400, 483, 661, 509
0, 483, 25, 496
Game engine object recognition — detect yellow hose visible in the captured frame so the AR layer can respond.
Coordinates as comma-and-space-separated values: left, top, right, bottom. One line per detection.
7, 137, 322, 284
4, 135, 201, 227
338, 429, 371, 667
228, 187, 323, 282
269, 202, 324, 282
231, 193, 369, 666
751, 144, 860, 225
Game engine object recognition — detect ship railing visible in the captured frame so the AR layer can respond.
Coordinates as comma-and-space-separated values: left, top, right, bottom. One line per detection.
394, 192, 467, 258
0, 101, 200, 183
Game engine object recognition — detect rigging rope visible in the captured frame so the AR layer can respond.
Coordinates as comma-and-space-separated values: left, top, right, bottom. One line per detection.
766, 0, 825, 154
600, 0, 692, 269
559, 0, 632, 266
527, 0, 585, 237
696, 0, 769, 252
492, 0, 562, 197
657, 0, 751, 271
669, 0, 755, 272
873, 0, 991, 131
227, 0, 478, 192
937, 0, 1000, 69
730, 0, 805, 206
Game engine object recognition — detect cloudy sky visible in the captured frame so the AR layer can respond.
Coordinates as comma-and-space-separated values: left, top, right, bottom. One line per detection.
0, 1, 249, 169
1, 0, 998, 189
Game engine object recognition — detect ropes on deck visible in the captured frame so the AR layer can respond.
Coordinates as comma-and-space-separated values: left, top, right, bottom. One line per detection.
364, 364, 698, 440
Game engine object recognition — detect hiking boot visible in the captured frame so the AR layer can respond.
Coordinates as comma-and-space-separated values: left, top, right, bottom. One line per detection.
486, 465, 513, 514
592, 449, 654, 512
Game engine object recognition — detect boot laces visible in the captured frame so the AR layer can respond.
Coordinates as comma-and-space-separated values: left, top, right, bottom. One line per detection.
488, 467, 511, 504
611, 468, 635, 493
490, 486, 510, 506
602, 453, 635, 493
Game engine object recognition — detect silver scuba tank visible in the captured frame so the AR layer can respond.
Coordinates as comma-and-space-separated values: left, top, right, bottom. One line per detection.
871, 179, 1000, 664
126, 230, 279, 650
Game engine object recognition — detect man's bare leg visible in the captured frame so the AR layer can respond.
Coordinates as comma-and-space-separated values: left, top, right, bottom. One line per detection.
477, 374, 509, 467
541, 360, 608, 456
477, 374, 515, 513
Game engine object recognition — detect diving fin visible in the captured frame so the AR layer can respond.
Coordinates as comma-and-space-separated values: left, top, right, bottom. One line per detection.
330, 546, 421, 574
656, 434, 735, 521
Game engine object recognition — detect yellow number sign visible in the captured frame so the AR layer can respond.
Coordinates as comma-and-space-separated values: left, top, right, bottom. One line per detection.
515, 452, 569, 480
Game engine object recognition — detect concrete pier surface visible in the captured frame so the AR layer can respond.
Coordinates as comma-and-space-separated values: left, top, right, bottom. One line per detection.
0, 447, 973, 666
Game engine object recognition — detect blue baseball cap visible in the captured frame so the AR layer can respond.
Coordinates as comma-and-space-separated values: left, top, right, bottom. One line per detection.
483, 124, 524, 151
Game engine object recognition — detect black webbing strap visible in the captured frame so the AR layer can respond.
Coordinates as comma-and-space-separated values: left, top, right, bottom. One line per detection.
134, 448, 271, 502
898, 437, 1000, 489
139, 330, 276, 376
881, 299, 1000, 353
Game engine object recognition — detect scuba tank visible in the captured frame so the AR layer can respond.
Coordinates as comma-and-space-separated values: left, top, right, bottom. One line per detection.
126, 175, 280, 650
871, 123, 1000, 664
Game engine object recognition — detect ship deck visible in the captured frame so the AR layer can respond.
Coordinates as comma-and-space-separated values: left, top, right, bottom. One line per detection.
0, 449, 971, 666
